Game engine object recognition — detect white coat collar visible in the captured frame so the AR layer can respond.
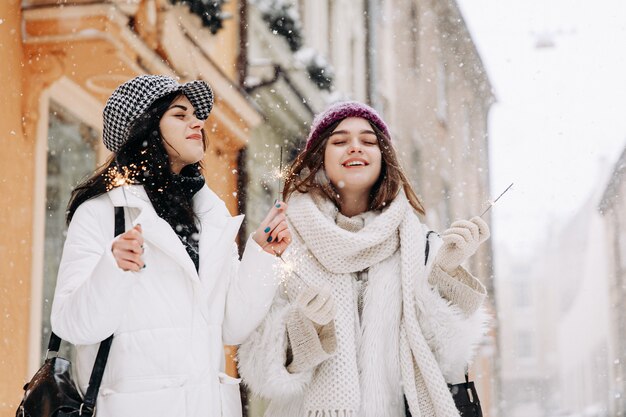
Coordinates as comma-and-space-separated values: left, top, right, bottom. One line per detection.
107, 185, 244, 293
107, 183, 221, 213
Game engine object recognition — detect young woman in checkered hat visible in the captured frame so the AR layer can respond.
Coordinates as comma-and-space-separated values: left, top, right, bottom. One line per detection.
238, 101, 489, 417
51, 75, 290, 417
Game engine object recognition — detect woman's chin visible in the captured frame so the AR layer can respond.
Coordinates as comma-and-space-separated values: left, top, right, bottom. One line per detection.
339, 177, 377, 190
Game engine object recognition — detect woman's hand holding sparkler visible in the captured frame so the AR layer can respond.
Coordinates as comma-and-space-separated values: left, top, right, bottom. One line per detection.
435, 217, 490, 274
253, 201, 292, 255
112, 224, 146, 272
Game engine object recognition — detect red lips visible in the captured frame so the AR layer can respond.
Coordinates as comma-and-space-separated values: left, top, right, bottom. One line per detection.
187, 133, 202, 140
341, 158, 369, 167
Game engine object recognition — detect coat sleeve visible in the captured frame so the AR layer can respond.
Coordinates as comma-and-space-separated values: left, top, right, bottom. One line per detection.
221, 236, 281, 345
237, 289, 314, 400
51, 200, 139, 345
416, 232, 490, 384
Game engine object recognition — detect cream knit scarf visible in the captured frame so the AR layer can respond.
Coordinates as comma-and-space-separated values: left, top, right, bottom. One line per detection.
285, 191, 460, 417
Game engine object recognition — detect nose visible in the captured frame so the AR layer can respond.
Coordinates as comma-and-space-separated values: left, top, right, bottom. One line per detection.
347, 139, 363, 154
189, 115, 203, 129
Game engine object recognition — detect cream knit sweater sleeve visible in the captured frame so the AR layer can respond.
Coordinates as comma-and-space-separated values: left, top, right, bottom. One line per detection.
285, 309, 337, 373
237, 290, 314, 400
416, 231, 490, 384
428, 265, 486, 316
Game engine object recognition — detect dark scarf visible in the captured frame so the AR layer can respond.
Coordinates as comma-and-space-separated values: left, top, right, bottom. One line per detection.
150, 166, 205, 271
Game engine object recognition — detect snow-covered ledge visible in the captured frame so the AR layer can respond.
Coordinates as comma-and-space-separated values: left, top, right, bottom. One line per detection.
246, 5, 328, 132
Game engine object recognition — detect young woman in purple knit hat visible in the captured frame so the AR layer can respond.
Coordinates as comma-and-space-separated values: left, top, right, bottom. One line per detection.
238, 101, 489, 417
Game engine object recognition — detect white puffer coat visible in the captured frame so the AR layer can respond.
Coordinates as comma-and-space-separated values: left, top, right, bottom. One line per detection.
51, 184, 279, 417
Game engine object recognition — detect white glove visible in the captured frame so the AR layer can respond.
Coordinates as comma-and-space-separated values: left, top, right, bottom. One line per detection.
435, 216, 490, 273
295, 285, 336, 326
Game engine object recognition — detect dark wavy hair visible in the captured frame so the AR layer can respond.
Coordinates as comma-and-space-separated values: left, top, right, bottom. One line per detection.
66, 91, 207, 226
283, 119, 425, 215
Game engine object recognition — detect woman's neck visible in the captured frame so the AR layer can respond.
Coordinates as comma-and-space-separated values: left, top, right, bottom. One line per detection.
170, 162, 184, 175
338, 190, 370, 217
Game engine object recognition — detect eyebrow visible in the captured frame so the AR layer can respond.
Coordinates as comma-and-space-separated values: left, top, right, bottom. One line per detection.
168, 104, 188, 112
330, 129, 376, 136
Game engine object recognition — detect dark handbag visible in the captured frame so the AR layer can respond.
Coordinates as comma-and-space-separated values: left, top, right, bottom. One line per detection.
404, 376, 482, 417
17, 207, 126, 417
16, 333, 113, 417
448, 375, 483, 417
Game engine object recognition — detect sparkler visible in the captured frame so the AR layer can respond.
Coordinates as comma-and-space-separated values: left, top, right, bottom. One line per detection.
260, 145, 307, 285
261, 146, 286, 250
260, 232, 305, 285
106, 165, 137, 225
273, 250, 306, 287
479, 182, 514, 217
277, 145, 284, 201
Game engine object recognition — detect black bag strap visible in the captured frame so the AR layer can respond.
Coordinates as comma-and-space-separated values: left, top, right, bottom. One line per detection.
424, 231, 437, 265
47, 206, 126, 415
47, 330, 62, 353
82, 334, 114, 412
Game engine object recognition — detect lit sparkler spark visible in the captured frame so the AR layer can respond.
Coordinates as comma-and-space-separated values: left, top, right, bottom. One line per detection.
263, 166, 284, 183
275, 252, 306, 286
107, 165, 138, 224
479, 182, 514, 217
106, 165, 135, 190
261, 237, 305, 285
260, 163, 285, 194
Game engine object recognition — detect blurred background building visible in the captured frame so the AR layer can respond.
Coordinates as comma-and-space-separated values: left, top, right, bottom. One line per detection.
0, 0, 495, 416
600, 147, 626, 417
497, 181, 612, 417
496, 150, 626, 417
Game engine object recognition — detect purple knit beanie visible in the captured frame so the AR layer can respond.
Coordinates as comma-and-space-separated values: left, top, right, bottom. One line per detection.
305, 101, 391, 150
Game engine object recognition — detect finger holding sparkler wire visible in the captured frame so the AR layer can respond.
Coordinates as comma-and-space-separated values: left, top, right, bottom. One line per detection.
111, 224, 145, 272
253, 200, 292, 255
255, 145, 292, 255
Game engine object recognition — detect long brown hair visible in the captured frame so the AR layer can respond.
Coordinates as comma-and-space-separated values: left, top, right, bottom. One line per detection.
283, 119, 425, 215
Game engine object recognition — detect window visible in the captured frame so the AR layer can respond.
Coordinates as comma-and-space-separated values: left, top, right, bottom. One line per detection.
438, 182, 452, 227
41, 102, 99, 358
516, 331, 533, 359
514, 280, 531, 308
618, 206, 626, 272
436, 60, 448, 123
409, 2, 420, 69
461, 101, 471, 150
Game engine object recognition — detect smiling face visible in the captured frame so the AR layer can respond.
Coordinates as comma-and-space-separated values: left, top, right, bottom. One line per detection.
159, 94, 206, 174
324, 117, 382, 198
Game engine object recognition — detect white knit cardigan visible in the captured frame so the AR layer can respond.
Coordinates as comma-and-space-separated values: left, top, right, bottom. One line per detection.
238, 192, 488, 417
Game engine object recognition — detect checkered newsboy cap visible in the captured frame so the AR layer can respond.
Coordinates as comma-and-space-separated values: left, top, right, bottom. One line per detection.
103, 75, 214, 152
